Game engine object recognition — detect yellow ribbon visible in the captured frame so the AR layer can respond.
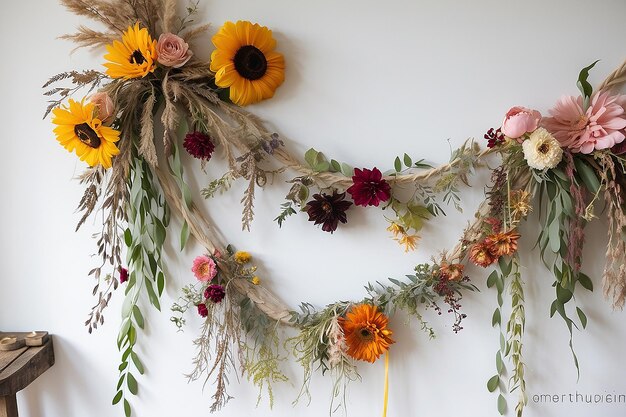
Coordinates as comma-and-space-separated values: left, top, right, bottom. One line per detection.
383, 351, 389, 417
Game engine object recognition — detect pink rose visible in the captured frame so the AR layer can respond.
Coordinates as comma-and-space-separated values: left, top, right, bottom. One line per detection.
89, 92, 115, 122
156, 33, 193, 68
191, 255, 217, 282
501, 106, 542, 139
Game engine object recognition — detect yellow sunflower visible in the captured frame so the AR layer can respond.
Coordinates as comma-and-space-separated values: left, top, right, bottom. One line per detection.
339, 304, 394, 363
210, 20, 285, 106
104, 23, 157, 79
52, 99, 120, 168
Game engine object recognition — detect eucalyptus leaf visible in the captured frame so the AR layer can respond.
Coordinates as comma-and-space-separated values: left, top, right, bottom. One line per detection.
124, 399, 131, 417
132, 305, 144, 329
492, 308, 501, 327
180, 220, 190, 251
394, 156, 402, 172
497, 394, 507, 415
578, 273, 593, 292
573, 157, 600, 194
576, 307, 588, 329
576, 60, 600, 101
112, 391, 123, 405
131, 351, 145, 375
403, 153, 412, 167
487, 375, 499, 392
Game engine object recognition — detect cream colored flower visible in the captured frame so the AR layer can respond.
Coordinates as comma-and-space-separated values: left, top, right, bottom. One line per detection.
522, 127, 563, 170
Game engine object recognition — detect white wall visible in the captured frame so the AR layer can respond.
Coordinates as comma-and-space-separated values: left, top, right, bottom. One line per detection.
1, 1, 626, 416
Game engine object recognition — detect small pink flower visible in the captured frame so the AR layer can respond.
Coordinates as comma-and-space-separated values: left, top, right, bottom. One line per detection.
156, 33, 193, 68
543, 91, 626, 154
501, 106, 542, 139
191, 255, 217, 282
89, 92, 115, 123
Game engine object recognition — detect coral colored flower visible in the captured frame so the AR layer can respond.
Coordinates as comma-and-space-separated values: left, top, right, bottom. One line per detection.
305, 191, 352, 233
191, 255, 217, 282
522, 127, 563, 170
234, 251, 251, 264
339, 304, 394, 363
210, 21, 285, 106
347, 167, 391, 207
156, 33, 193, 68
469, 242, 496, 267
440, 263, 465, 281
501, 106, 542, 139
204, 284, 225, 303
543, 91, 626, 154
183, 131, 215, 160
197, 303, 208, 317
119, 267, 129, 284
485, 230, 521, 257
89, 92, 115, 123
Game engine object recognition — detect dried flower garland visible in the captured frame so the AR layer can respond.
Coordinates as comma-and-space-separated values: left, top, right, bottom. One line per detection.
44, 1, 626, 417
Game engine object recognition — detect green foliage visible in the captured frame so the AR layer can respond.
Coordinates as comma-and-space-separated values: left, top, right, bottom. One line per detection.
201, 171, 235, 198
274, 202, 297, 228
115, 156, 169, 416
304, 148, 354, 176
577, 60, 600, 110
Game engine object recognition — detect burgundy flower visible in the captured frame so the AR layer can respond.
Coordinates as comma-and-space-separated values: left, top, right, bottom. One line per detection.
305, 191, 352, 233
346, 167, 391, 207
484, 127, 505, 148
183, 131, 215, 160
119, 267, 129, 284
204, 284, 226, 303
197, 303, 208, 317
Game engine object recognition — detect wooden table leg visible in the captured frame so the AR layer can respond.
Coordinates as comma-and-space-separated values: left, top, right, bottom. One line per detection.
0, 394, 18, 417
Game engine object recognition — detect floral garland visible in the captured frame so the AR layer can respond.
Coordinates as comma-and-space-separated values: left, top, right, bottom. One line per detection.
45, 1, 626, 416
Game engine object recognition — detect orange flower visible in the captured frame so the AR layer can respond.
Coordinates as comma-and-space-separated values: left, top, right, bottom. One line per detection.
469, 242, 496, 267
440, 263, 465, 281
339, 304, 394, 363
484, 230, 521, 257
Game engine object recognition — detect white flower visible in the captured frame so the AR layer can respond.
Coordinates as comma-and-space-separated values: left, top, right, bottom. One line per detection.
522, 127, 563, 170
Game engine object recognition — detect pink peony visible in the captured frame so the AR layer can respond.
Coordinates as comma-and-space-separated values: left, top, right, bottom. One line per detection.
156, 33, 193, 68
543, 91, 626, 154
191, 255, 217, 282
89, 92, 115, 123
501, 106, 542, 139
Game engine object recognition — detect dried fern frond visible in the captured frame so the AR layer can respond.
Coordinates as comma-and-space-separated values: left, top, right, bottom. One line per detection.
139, 91, 158, 166
60, 0, 126, 33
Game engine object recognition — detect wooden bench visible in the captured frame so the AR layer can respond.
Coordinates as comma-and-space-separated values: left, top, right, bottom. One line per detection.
0, 332, 54, 417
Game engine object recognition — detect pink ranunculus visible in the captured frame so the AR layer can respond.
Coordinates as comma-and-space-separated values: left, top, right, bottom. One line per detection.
191, 255, 217, 282
156, 33, 193, 68
543, 91, 626, 154
89, 92, 115, 123
501, 106, 542, 139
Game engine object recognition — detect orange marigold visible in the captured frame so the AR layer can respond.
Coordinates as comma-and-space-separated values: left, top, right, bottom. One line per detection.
440, 263, 465, 281
484, 230, 521, 257
339, 304, 394, 363
469, 242, 496, 267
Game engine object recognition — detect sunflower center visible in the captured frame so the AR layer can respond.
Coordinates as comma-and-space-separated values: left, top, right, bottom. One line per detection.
74, 123, 101, 148
538, 143, 549, 154
234, 45, 268, 80
130, 50, 146, 65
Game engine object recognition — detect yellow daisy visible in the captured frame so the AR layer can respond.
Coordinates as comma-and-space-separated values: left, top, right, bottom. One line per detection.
52, 99, 120, 168
234, 251, 251, 264
210, 20, 285, 106
104, 23, 157, 79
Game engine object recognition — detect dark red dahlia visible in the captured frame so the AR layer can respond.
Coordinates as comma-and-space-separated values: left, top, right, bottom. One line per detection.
197, 303, 208, 317
119, 267, 129, 284
346, 167, 391, 207
183, 131, 215, 160
305, 191, 353, 233
204, 284, 226, 303
484, 127, 505, 148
